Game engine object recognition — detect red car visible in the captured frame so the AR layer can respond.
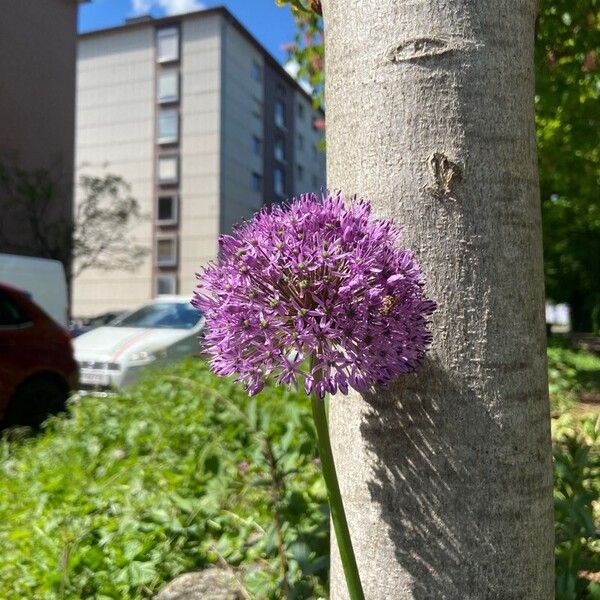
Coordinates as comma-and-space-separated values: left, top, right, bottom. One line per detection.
0, 282, 78, 428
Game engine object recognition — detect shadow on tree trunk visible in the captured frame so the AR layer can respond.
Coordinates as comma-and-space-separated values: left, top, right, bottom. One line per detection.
359, 358, 554, 598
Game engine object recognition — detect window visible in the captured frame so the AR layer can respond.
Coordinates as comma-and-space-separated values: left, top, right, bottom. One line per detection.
252, 135, 262, 156
297, 164, 304, 181
274, 137, 286, 162
156, 235, 177, 267
276, 83, 287, 96
158, 155, 178, 184
274, 100, 286, 128
157, 195, 178, 224
274, 167, 285, 196
157, 27, 179, 63
156, 275, 177, 296
312, 174, 319, 188
157, 71, 179, 103
0, 291, 30, 327
251, 172, 262, 192
298, 103, 305, 120
252, 97, 263, 120
251, 60, 262, 82
297, 133, 304, 151
157, 109, 179, 144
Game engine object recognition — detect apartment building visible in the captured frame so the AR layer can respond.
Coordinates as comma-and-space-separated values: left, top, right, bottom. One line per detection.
73, 7, 325, 317
0, 0, 84, 263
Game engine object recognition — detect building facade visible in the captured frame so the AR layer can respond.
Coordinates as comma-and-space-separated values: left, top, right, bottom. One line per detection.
0, 0, 83, 264
73, 8, 325, 317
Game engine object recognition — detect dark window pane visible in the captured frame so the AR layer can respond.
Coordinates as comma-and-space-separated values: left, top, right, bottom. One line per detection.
274, 100, 286, 128
252, 136, 262, 155
0, 292, 29, 326
157, 276, 176, 295
252, 173, 262, 192
274, 168, 285, 196
158, 196, 175, 221
274, 137, 285, 162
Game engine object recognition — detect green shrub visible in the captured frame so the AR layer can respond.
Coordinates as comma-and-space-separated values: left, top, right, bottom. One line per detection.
0, 359, 328, 599
553, 413, 600, 600
549, 337, 600, 598
1, 343, 599, 598
548, 337, 600, 413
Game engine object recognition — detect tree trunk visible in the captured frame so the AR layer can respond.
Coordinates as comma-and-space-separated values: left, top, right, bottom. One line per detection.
323, 1, 554, 598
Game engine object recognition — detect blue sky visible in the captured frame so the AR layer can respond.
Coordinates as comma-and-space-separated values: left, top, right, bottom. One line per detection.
79, 0, 296, 64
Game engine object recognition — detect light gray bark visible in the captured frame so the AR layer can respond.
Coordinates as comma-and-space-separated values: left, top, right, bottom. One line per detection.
323, 1, 554, 598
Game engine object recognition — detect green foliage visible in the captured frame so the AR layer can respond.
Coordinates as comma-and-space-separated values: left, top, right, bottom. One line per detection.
536, 2, 600, 332
275, 0, 324, 111
547, 336, 600, 412
1, 342, 599, 598
550, 340, 600, 599
552, 413, 600, 599
0, 360, 328, 599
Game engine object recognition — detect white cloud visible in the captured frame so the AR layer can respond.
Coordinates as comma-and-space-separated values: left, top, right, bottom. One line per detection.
131, 0, 205, 16
284, 60, 300, 78
158, 0, 205, 15
284, 60, 313, 95
131, 0, 152, 13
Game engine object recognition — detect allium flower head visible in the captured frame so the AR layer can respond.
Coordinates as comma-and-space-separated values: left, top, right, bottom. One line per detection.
192, 192, 435, 398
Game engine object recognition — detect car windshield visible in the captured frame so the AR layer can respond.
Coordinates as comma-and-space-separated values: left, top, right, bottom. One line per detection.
87, 312, 124, 327
115, 302, 201, 330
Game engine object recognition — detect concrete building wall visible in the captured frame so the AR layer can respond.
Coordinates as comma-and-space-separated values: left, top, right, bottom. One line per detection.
219, 19, 265, 234
294, 94, 326, 196
177, 15, 222, 299
0, 0, 78, 261
73, 27, 156, 316
72, 8, 326, 316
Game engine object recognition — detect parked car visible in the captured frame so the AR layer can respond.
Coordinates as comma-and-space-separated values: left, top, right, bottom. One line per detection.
0, 253, 69, 326
69, 310, 128, 337
74, 296, 204, 390
0, 283, 78, 428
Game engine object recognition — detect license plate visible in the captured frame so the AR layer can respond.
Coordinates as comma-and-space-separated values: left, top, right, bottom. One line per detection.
80, 370, 110, 386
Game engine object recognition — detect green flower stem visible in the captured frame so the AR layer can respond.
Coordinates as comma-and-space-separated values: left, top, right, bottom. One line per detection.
311, 392, 365, 600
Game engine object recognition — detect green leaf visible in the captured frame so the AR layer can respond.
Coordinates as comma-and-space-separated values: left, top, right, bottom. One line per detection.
121, 560, 158, 587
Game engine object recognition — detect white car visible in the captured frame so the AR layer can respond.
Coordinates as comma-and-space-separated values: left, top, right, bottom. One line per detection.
74, 296, 204, 390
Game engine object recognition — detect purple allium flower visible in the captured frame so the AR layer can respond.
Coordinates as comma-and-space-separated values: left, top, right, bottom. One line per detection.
192, 192, 435, 399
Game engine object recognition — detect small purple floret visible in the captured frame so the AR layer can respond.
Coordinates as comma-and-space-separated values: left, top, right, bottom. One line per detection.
192, 192, 435, 398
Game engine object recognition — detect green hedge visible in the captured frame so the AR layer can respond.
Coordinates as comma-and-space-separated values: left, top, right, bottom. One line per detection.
553, 413, 600, 600
0, 345, 598, 599
0, 360, 328, 599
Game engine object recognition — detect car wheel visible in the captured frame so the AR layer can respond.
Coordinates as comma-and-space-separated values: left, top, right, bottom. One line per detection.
4, 376, 68, 429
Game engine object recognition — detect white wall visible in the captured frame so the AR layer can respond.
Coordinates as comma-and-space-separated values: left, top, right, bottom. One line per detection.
73, 27, 155, 316
178, 15, 222, 298
72, 13, 326, 316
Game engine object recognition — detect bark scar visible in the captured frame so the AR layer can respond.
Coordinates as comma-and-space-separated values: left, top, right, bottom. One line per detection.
385, 37, 453, 63
428, 152, 461, 200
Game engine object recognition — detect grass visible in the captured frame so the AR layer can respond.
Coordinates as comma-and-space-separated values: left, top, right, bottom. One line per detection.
548, 335, 600, 414
0, 361, 329, 599
0, 338, 598, 599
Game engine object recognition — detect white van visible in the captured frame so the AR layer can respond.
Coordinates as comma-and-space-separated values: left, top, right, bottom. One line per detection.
0, 254, 68, 326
